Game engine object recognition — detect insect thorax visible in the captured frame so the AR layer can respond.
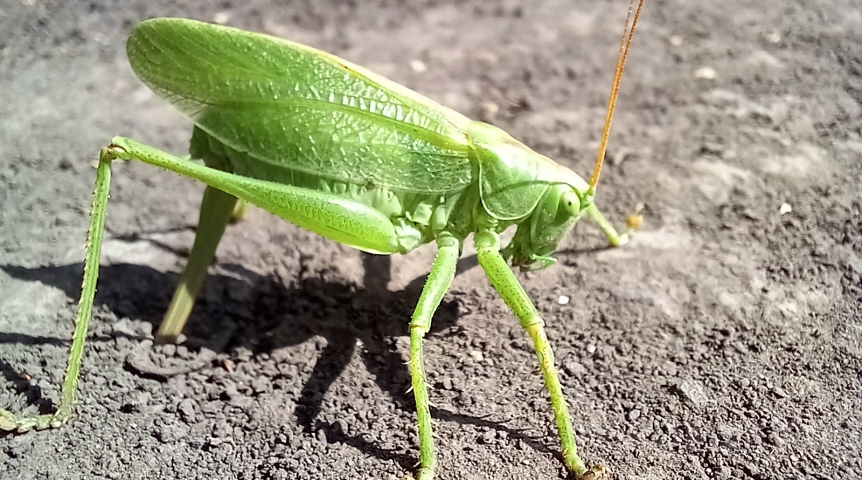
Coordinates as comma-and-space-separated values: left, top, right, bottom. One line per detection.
188, 127, 476, 254
466, 121, 591, 270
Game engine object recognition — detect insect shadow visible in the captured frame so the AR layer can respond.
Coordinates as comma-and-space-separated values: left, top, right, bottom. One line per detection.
0, 245, 557, 467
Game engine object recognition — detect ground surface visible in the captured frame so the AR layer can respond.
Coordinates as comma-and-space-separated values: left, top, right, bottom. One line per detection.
1, 0, 861, 479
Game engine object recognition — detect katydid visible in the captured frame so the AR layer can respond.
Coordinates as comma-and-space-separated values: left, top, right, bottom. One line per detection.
1, 1, 645, 478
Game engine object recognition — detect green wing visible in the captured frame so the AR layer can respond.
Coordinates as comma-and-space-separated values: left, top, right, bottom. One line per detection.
126, 18, 473, 194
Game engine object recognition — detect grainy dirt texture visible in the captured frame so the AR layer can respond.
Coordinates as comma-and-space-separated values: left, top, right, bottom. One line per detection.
1, 0, 861, 479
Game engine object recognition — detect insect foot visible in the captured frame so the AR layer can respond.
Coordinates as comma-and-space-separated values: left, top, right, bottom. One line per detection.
578, 465, 611, 480
0, 409, 67, 433
618, 202, 645, 245
626, 203, 645, 232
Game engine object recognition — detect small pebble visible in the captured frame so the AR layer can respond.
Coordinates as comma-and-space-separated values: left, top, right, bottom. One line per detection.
676, 379, 710, 406
768, 432, 785, 447
410, 59, 427, 73
213, 11, 231, 24
157, 423, 189, 443
178, 399, 196, 423
779, 203, 792, 215
695, 67, 717, 80
563, 360, 586, 377
475, 51, 498, 65
557, 295, 570, 305
482, 102, 500, 115
744, 464, 760, 477
110, 319, 138, 339
469, 350, 484, 362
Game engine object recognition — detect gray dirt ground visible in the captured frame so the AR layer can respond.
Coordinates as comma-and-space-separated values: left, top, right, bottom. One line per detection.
1, 0, 861, 479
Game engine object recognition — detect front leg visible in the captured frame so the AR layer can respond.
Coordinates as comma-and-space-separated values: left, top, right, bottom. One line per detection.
474, 229, 607, 479
584, 203, 642, 248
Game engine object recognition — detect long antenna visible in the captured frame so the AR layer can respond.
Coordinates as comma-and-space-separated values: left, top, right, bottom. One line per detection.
588, 0, 645, 192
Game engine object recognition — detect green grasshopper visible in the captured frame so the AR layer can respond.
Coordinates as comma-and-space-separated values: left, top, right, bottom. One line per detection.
1, 1, 645, 478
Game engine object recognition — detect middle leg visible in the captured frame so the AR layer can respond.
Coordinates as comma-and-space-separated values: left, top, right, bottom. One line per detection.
408, 233, 460, 480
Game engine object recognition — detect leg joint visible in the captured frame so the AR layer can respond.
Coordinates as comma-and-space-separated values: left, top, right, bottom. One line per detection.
473, 230, 500, 251
520, 315, 544, 331
409, 323, 430, 336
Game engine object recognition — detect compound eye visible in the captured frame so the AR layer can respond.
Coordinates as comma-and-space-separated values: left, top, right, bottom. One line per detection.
560, 190, 581, 216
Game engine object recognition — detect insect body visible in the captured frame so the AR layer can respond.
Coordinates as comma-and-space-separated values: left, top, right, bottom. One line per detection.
1, 2, 645, 479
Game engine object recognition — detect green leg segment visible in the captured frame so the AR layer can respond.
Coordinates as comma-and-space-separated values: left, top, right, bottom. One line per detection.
156, 186, 238, 343
474, 229, 607, 479
409, 233, 460, 480
1, 148, 113, 432
584, 203, 640, 247
1, 135, 403, 433
230, 199, 249, 223
108, 137, 400, 255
